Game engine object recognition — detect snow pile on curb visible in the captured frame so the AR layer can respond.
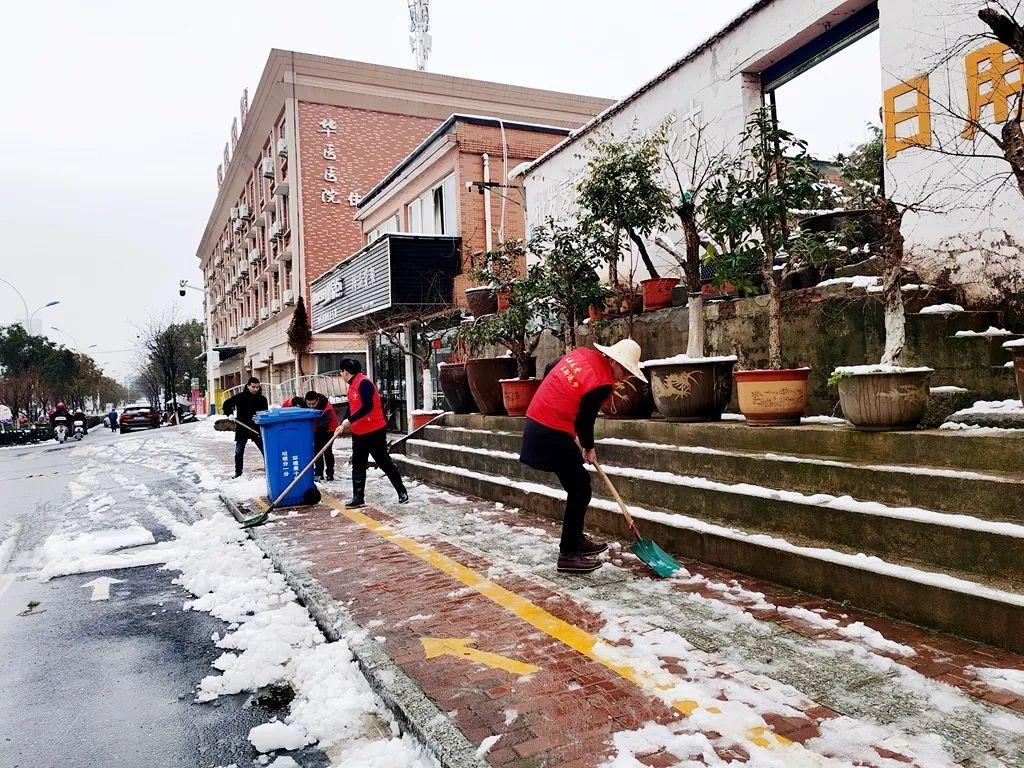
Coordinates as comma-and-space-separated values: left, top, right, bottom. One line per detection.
970, 667, 1024, 697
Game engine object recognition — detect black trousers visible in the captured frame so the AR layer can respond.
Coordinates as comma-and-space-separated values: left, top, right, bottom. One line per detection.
313, 432, 335, 479
350, 427, 405, 500
520, 419, 592, 555
234, 432, 264, 476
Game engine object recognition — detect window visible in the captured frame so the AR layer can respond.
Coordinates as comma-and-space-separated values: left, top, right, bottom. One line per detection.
368, 214, 400, 243
316, 352, 367, 374
406, 175, 456, 235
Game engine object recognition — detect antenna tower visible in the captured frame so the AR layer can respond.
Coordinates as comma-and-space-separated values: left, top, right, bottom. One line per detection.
408, 0, 431, 71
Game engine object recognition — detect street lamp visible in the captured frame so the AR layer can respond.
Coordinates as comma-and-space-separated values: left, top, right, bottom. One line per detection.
0, 278, 59, 333
178, 279, 216, 415
51, 326, 96, 352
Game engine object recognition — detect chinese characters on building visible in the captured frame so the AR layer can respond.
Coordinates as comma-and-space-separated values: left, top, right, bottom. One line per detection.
884, 42, 1023, 159
316, 117, 361, 205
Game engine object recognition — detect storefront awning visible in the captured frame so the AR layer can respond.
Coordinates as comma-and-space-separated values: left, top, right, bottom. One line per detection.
309, 233, 461, 334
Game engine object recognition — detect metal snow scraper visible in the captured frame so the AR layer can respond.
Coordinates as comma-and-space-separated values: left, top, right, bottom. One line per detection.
593, 459, 680, 578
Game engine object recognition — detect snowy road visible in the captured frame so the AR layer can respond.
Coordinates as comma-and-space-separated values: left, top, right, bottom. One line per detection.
0, 423, 429, 768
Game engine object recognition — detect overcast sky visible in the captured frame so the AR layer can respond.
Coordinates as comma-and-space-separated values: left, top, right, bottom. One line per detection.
0, 1, 879, 382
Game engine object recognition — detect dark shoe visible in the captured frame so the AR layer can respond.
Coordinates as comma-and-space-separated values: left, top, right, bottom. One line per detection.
397, 490, 409, 504
557, 553, 603, 573
313, 473, 324, 482
346, 498, 365, 508
233, 472, 242, 479
579, 535, 608, 556
325, 475, 334, 482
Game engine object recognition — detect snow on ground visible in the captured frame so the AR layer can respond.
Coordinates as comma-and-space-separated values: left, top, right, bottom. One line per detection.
950, 399, 1024, 417
30, 419, 438, 768
970, 668, 1024, 698
954, 327, 1015, 337
919, 304, 964, 314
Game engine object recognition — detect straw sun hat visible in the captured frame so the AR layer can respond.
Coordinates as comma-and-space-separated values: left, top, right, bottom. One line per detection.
594, 339, 645, 380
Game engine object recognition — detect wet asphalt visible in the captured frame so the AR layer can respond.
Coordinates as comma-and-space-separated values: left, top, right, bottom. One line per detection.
0, 426, 328, 768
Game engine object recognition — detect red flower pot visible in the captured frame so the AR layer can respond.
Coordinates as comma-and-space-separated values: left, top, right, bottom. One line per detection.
734, 368, 810, 426
411, 411, 444, 431
500, 378, 541, 417
497, 290, 511, 311
641, 278, 679, 311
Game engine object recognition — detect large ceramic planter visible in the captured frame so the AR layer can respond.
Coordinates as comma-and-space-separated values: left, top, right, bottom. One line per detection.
497, 290, 511, 312
641, 278, 679, 311
438, 363, 476, 414
466, 357, 517, 416
642, 357, 737, 422
837, 368, 934, 431
465, 287, 498, 317
1005, 341, 1024, 402
600, 375, 655, 419
734, 368, 811, 426
500, 378, 541, 417
411, 410, 444, 431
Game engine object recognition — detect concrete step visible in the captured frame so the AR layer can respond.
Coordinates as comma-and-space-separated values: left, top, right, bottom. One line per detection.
906, 334, 1020, 371
929, 366, 1021, 400
396, 452, 1024, 654
421, 425, 1024, 522
405, 437, 1024, 584
444, 414, 1024, 474
906, 309, 1006, 338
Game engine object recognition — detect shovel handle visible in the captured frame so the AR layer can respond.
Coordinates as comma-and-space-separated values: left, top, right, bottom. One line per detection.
266, 431, 341, 513
234, 419, 260, 437
591, 459, 641, 539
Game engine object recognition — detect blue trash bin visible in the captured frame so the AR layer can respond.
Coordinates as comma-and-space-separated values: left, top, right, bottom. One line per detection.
254, 407, 321, 507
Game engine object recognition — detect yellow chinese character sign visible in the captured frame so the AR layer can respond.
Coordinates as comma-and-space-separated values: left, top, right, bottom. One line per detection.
883, 75, 932, 159
963, 42, 1023, 139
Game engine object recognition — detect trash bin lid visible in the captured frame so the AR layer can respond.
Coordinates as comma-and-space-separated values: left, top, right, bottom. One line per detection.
254, 407, 322, 425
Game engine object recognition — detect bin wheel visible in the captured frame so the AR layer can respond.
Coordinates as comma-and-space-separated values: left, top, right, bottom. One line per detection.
303, 487, 322, 506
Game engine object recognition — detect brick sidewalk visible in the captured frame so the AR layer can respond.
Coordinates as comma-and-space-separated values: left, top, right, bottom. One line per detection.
199, 425, 1024, 766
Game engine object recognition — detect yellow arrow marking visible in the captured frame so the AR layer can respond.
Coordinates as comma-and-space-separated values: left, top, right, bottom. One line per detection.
255, 495, 819, 762
421, 637, 539, 676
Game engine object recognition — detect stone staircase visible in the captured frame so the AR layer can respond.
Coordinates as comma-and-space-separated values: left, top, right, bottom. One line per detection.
396, 414, 1024, 652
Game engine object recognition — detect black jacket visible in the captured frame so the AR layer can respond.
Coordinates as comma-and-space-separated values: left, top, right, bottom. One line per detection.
223, 388, 269, 441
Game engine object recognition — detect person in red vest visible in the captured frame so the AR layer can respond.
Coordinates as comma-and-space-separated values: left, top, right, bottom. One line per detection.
304, 390, 339, 482
334, 358, 408, 507
520, 339, 645, 574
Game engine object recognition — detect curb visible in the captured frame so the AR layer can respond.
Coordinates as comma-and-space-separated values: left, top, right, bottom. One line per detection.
218, 493, 488, 768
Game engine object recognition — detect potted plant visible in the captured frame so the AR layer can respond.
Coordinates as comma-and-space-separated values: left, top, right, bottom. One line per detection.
437, 329, 477, 414
577, 126, 679, 311
829, 197, 934, 431
700, 107, 838, 426
642, 113, 737, 421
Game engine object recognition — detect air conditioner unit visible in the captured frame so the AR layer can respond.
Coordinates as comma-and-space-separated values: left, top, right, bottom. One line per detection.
277, 138, 288, 158
241, 317, 255, 330
238, 261, 249, 276
222, 241, 231, 253
230, 207, 239, 221
269, 221, 283, 239
283, 290, 295, 306
215, 254, 223, 267
259, 307, 269, 321
230, 326, 238, 339
261, 157, 275, 179
248, 248, 260, 264
271, 299, 282, 313
239, 204, 253, 221
233, 218, 245, 233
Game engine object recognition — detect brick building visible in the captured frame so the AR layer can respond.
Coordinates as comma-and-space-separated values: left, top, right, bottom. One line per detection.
308, 115, 572, 429
196, 50, 610, 407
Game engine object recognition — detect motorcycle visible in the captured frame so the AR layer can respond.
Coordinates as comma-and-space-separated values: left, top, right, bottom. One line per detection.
53, 416, 68, 443
72, 419, 85, 441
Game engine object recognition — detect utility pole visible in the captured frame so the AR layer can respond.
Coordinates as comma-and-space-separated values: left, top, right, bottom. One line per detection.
409, 0, 431, 71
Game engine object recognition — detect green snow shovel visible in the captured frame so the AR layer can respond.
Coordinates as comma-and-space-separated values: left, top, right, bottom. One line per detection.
239, 432, 339, 528
593, 459, 680, 578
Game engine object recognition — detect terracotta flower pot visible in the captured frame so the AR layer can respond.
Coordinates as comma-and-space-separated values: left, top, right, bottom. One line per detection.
411, 410, 444, 431
641, 277, 679, 311
1005, 343, 1024, 402
497, 290, 511, 312
837, 369, 933, 431
465, 287, 498, 317
600, 374, 655, 419
466, 357, 518, 416
588, 304, 605, 323
500, 378, 541, 417
734, 368, 811, 426
643, 357, 737, 422
438, 363, 476, 414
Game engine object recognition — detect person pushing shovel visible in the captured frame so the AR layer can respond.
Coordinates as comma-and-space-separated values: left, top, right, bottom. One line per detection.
520, 339, 645, 574
333, 358, 408, 507
223, 376, 268, 478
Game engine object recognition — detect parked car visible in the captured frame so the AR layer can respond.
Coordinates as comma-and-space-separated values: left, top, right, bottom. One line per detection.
120, 405, 160, 433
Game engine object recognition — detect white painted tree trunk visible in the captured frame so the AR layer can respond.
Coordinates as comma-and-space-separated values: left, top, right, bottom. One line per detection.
422, 367, 434, 411
686, 293, 705, 358
881, 263, 906, 367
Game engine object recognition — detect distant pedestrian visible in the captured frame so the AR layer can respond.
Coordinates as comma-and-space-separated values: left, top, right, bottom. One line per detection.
304, 390, 339, 482
107, 409, 118, 432
333, 358, 407, 507
520, 340, 645, 574
222, 377, 268, 478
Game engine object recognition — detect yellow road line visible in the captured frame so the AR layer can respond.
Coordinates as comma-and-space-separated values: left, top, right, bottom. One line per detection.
255, 493, 811, 759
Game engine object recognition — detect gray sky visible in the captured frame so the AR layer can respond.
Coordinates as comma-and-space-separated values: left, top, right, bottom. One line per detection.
0, 1, 879, 382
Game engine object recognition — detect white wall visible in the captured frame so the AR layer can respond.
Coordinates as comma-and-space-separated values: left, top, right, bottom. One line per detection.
881, 0, 1024, 303
525, 0, 1024, 303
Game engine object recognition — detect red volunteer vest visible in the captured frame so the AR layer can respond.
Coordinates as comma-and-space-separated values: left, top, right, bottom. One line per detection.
347, 372, 387, 435
526, 347, 615, 436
